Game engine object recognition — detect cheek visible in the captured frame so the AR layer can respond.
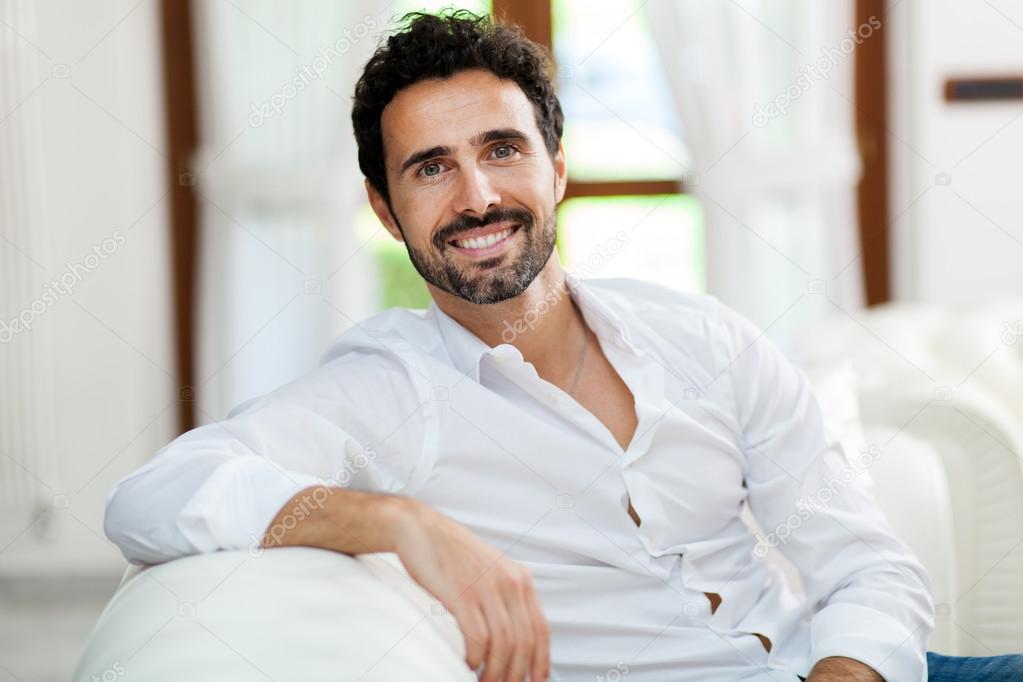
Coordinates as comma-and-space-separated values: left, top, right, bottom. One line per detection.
398, 179, 456, 223
405, 221, 439, 250
495, 165, 553, 203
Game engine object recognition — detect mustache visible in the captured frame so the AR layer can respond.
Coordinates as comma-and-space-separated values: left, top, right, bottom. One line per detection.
433, 207, 535, 250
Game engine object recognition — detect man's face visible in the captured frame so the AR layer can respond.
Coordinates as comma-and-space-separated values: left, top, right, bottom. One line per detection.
369, 68, 567, 305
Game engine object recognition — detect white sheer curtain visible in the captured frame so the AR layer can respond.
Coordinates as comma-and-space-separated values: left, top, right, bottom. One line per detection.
646, 0, 865, 346
0, 0, 57, 529
2, 0, 174, 573
192, 1, 393, 420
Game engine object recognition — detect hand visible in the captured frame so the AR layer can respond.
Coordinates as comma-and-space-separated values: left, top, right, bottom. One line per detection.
807, 656, 884, 681
392, 499, 550, 682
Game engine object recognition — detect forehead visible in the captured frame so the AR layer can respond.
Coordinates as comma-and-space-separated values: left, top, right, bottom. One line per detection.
380, 69, 539, 166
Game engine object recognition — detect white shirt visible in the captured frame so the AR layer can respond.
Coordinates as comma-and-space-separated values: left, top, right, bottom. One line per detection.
104, 277, 934, 681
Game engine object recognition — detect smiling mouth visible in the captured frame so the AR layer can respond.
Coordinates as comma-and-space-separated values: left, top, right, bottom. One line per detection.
447, 223, 521, 256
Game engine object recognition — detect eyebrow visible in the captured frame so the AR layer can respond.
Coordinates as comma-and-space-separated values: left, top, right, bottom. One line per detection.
398, 128, 530, 178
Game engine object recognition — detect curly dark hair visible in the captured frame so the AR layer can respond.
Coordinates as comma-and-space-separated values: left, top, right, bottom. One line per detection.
351, 10, 564, 203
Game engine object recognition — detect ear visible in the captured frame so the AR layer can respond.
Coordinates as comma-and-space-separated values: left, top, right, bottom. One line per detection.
553, 141, 567, 204
365, 179, 403, 242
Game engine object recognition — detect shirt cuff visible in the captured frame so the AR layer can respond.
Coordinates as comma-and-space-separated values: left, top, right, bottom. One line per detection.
810, 602, 927, 682
178, 456, 327, 556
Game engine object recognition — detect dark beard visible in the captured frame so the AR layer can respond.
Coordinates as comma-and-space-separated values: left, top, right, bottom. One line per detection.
400, 206, 556, 305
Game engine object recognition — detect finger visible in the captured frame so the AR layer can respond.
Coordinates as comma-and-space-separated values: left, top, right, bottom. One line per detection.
502, 583, 534, 682
479, 593, 513, 682
452, 602, 489, 672
527, 588, 550, 682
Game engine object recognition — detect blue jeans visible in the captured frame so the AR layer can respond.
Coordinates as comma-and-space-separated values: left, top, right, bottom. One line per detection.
796, 652, 1023, 680
926, 651, 1023, 681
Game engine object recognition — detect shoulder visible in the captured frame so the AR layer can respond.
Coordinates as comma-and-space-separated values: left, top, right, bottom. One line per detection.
320, 306, 438, 365
590, 278, 768, 341
582, 277, 720, 319
316, 306, 445, 390
579, 278, 773, 379
222, 307, 435, 420
580, 277, 728, 340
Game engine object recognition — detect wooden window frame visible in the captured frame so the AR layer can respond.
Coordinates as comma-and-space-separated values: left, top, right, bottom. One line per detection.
159, 0, 200, 433
853, 0, 891, 304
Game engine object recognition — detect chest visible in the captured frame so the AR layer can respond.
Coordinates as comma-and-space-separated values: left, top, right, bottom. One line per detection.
416, 344, 749, 552
569, 345, 639, 452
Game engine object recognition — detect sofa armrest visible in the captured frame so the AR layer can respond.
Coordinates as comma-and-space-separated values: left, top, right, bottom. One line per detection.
73, 547, 474, 681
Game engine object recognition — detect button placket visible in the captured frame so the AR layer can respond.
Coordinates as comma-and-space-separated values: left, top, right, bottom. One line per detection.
486, 349, 596, 439
621, 355, 669, 470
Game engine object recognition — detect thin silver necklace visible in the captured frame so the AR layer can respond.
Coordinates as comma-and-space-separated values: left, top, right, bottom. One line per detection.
567, 327, 590, 396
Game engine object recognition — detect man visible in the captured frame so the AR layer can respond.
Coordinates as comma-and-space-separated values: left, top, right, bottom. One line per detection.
104, 11, 1020, 682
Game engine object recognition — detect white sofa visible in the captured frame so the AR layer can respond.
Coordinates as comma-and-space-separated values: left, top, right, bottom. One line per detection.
75, 302, 1023, 679
73, 548, 476, 681
793, 300, 1023, 657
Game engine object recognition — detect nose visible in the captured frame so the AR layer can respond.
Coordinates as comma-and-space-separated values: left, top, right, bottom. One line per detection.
451, 166, 500, 218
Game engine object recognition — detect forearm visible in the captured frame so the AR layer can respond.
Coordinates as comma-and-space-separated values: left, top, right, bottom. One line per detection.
265, 485, 552, 681
260, 485, 414, 555
808, 656, 884, 681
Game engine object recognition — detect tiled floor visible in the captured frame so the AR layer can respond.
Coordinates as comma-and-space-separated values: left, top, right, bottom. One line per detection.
0, 575, 121, 682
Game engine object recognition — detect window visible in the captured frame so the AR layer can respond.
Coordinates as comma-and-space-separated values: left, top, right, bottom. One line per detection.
558, 195, 704, 294
549, 0, 704, 294
553, 0, 690, 181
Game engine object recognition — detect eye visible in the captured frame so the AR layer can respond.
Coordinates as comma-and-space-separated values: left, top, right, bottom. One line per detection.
492, 143, 518, 159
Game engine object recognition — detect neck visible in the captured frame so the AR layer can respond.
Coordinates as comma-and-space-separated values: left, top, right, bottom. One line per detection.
428, 252, 588, 379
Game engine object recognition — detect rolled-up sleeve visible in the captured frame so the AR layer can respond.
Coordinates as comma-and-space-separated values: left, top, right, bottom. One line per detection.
714, 299, 934, 682
104, 349, 433, 565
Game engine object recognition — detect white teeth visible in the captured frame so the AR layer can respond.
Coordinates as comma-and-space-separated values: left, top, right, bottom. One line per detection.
454, 228, 512, 250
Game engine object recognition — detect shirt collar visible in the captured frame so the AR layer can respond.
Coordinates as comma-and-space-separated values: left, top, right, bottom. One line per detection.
428, 276, 641, 382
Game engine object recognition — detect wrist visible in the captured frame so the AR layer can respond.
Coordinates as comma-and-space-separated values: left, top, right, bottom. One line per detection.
381, 494, 426, 554
808, 656, 883, 681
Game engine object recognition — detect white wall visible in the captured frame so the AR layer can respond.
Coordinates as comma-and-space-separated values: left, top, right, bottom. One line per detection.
0, 0, 175, 576
889, 0, 1023, 304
